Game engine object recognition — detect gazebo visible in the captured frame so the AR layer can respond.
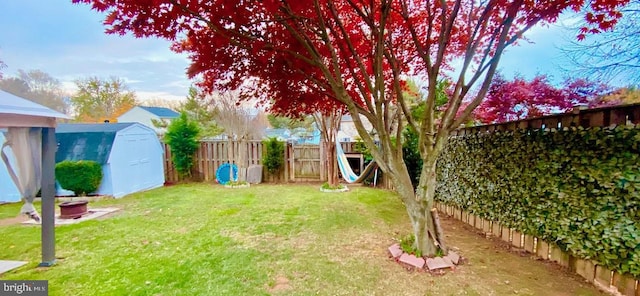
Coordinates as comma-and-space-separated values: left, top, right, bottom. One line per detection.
0, 90, 69, 267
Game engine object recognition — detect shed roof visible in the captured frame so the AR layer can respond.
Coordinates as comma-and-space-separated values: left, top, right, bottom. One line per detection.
138, 106, 180, 118
56, 123, 135, 133
55, 123, 137, 164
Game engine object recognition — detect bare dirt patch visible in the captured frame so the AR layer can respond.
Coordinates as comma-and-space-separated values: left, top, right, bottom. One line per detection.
266, 276, 291, 294
0, 215, 28, 226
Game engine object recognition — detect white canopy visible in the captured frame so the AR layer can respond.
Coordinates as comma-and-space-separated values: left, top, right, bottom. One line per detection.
0, 89, 68, 266
0, 90, 69, 128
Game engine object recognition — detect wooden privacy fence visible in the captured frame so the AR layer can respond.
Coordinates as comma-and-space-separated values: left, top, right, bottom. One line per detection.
164, 140, 357, 183
451, 103, 640, 135
165, 103, 640, 183
164, 140, 264, 183
289, 144, 323, 182
436, 202, 639, 296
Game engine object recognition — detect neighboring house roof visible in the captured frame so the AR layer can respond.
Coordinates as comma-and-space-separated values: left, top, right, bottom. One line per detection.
138, 106, 180, 118
264, 128, 320, 144
339, 114, 373, 142
264, 128, 290, 140
55, 123, 136, 164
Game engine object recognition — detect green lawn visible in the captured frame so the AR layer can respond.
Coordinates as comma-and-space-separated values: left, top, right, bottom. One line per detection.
0, 201, 23, 219
0, 184, 604, 296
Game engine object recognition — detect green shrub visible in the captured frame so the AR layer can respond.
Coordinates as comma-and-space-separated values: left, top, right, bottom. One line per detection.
165, 112, 200, 178
55, 160, 103, 196
399, 234, 422, 258
436, 125, 640, 277
353, 137, 373, 163
263, 137, 284, 175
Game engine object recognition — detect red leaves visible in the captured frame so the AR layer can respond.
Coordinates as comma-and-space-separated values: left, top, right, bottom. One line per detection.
474, 74, 610, 124
577, 0, 628, 39
74, 0, 628, 122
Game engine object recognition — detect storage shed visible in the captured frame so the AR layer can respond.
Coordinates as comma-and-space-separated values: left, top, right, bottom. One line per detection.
55, 122, 165, 198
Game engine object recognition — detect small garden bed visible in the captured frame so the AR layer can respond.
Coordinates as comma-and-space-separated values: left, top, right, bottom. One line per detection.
223, 181, 250, 189
319, 182, 349, 192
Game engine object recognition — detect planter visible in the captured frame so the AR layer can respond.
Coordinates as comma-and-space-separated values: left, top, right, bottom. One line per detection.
59, 200, 89, 219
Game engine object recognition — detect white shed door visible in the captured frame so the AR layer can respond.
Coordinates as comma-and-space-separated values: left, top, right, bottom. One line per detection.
118, 135, 155, 194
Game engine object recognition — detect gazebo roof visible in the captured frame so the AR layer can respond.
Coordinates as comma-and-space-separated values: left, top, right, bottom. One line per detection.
0, 90, 69, 128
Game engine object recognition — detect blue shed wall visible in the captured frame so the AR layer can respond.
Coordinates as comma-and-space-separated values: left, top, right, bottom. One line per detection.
55, 123, 163, 198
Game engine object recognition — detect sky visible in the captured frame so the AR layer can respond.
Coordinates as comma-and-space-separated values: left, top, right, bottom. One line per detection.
0, 1, 598, 103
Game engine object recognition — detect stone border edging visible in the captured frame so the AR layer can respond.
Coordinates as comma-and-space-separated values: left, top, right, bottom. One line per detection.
388, 242, 462, 273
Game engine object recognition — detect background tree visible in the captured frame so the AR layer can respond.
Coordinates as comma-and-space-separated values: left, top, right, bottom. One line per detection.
212, 90, 267, 181
474, 74, 610, 124
0, 69, 70, 113
563, 1, 640, 85
71, 76, 137, 122
179, 86, 223, 139
77, 0, 629, 257
267, 114, 315, 131
590, 86, 640, 107
165, 112, 200, 179
313, 109, 343, 187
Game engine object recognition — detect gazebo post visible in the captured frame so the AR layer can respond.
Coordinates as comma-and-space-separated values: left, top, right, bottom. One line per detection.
39, 127, 56, 267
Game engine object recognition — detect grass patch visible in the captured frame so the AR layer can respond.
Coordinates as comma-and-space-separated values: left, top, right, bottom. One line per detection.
0, 202, 24, 219
0, 184, 605, 296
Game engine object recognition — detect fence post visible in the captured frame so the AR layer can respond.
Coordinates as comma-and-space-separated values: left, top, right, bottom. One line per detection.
284, 142, 290, 182
320, 140, 326, 181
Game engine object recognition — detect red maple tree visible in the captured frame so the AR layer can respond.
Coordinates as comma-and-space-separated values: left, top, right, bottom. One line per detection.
74, 0, 628, 256
474, 74, 610, 124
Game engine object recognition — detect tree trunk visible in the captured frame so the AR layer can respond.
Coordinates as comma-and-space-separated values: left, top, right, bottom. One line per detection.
414, 156, 447, 255
325, 141, 338, 186
390, 154, 445, 257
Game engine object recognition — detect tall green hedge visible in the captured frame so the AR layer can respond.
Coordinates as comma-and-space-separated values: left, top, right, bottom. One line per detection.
436, 125, 640, 277
165, 112, 200, 179
262, 137, 284, 175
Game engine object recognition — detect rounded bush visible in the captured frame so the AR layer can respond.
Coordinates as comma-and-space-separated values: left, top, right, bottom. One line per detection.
55, 160, 103, 196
